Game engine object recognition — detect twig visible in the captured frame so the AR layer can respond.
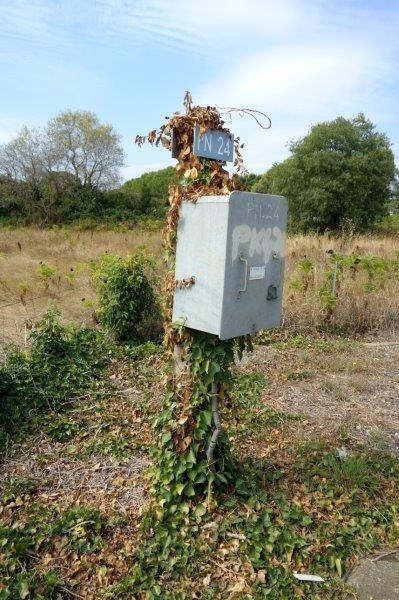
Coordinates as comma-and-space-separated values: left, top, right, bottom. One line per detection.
60, 586, 84, 599
226, 532, 248, 541
217, 106, 272, 130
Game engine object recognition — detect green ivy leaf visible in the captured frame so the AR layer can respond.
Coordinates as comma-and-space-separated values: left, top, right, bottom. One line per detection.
161, 432, 172, 444
187, 447, 196, 464
180, 503, 190, 514
175, 483, 185, 495
194, 503, 207, 518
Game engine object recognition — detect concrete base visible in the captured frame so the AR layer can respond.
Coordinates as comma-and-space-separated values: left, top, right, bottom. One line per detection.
346, 552, 399, 599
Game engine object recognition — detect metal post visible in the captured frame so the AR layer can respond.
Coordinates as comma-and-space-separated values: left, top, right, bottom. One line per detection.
206, 382, 222, 470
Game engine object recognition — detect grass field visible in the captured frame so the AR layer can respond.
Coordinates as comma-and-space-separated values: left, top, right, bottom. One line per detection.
0, 226, 398, 347
0, 227, 162, 347
1, 225, 399, 598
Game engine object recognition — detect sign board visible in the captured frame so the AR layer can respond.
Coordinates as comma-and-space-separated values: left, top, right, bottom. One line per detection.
193, 126, 234, 162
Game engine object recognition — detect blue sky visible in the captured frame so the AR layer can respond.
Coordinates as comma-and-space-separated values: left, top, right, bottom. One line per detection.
1, 0, 398, 182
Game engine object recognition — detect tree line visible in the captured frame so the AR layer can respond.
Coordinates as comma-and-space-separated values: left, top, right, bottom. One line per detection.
0, 110, 397, 231
0, 110, 165, 226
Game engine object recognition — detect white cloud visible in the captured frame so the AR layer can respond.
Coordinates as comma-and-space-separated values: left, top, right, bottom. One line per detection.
1, 0, 398, 177
194, 6, 399, 173
0, 117, 24, 144
0, 0, 317, 61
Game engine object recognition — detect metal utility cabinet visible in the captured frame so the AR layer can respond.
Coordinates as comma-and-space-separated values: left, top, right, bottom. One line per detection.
173, 191, 288, 340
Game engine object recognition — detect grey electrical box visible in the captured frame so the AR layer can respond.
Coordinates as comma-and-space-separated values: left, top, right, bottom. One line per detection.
173, 191, 287, 340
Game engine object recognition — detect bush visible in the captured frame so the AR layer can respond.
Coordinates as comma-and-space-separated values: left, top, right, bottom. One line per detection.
91, 252, 161, 342
0, 174, 150, 227
0, 306, 107, 452
239, 172, 261, 190
373, 214, 399, 237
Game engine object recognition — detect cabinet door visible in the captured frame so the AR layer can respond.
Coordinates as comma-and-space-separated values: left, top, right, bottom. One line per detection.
220, 192, 287, 340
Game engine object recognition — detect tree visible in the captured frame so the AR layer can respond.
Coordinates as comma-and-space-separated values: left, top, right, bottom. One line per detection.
47, 111, 125, 189
253, 114, 396, 233
388, 171, 399, 213
0, 110, 125, 191
0, 126, 54, 184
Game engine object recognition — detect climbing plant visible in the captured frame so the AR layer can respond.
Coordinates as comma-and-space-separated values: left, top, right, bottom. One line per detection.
135, 92, 254, 512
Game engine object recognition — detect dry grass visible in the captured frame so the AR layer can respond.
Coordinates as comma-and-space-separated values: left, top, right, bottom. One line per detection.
0, 227, 162, 346
0, 227, 398, 346
238, 336, 399, 454
285, 233, 399, 333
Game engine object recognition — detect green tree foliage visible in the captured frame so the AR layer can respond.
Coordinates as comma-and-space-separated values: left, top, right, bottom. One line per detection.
47, 110, 125, 189
91, 252, 161, 342
253, 114, 396, 233
387, 170, 399, 213
0, 174, 146, 226
122, 167, 176, 217
239, 172, 261, 190
0, 111, 131, 226
0, 166, 174, 226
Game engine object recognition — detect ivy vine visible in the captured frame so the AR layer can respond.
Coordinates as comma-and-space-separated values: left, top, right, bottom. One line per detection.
135, 92, 252, 515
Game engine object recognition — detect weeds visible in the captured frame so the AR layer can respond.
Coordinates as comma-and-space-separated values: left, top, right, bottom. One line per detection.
1, 229, 399, 345
36, 262, 56, 289
105, 435, 399, 599
0, 498, 108, 599
0, 306, 107, 453
50, 507, 105, 554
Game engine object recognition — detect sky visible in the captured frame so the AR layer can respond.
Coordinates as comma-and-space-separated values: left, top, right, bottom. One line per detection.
0, 0, 398, 182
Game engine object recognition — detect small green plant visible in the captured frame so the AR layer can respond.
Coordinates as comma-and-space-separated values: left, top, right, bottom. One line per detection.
298, 256, 314, 291
2, 476, 39, 500
91, 252, 160, 342
66, 270, 77, 284
0, 502, 61, 599
232, 371, 268, 407
286, 369, 313, 380
359, 254, 390, 292
18, 280, 29, 302
36, 262, 56, 288
45, 416, 81, 441
50, 507, 105, 554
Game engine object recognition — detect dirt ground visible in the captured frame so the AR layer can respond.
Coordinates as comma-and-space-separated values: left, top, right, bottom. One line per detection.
2, 334, 398, 508
241, 335, 399, 454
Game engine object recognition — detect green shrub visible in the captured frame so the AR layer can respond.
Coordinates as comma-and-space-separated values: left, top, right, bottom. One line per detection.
91, 252, 161, 342
0, 306, 107, 452
121, 166, 176, 219
373, 214, 399, 236
0, 174, 149, 227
